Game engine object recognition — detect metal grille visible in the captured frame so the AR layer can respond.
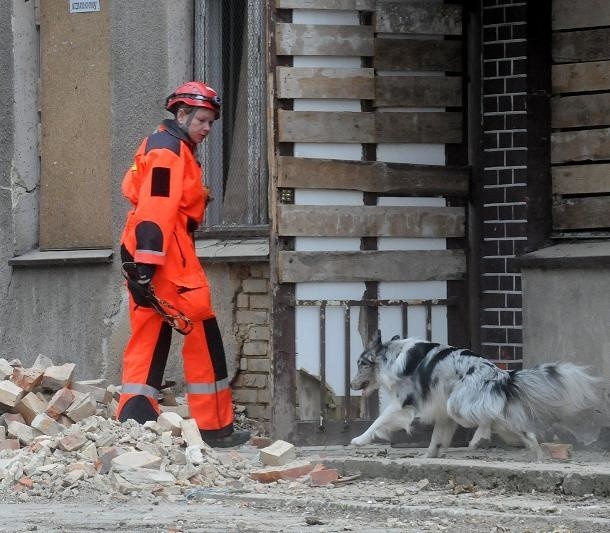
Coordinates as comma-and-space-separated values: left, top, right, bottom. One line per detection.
294, 298, 454, 428
194, 0, 267, 230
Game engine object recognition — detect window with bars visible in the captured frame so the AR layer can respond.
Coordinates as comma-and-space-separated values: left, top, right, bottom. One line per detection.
194, 0, 268, 236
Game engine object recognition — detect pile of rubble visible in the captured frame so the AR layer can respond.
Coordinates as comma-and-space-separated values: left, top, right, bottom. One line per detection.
0, 355, 341, 499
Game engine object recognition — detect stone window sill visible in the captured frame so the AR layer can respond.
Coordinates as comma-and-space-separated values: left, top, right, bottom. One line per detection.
8, 248, 114, 267
519, 241, 610, 270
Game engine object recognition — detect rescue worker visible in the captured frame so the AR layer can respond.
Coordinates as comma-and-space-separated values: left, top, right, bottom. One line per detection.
116, 81, 250, 448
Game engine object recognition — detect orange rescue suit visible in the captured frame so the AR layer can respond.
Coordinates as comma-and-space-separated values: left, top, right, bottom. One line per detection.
116, 119, 234, 438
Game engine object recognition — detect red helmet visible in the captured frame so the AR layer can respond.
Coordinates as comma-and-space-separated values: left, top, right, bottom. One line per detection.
165, 81, 221, 118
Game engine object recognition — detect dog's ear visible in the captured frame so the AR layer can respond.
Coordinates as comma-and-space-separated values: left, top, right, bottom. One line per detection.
368, 329, 382, 350
390, 334, 400, 341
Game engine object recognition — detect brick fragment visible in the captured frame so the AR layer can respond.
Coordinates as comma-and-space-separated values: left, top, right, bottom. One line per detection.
260, 439, 296, 466
111, 450, 162, 471
309, 465, 339, 486
541, 442, 572, 460
0, 381, 25, 409
0, 439, 20, 451
250, 460, 314, 483
1, 413, 26, 426
157, 412, 184, 436
58, 431, 87, 452
45, 388, 76, 419
16, 392, 47, 425
159, 404, 190, 418
41, 363, 76, 391
71, 381, 112, 404
180, 418, 205, 448
11, 367, 43, 392
31, 354, 54, 371
7, 421, 42, 445
30, 413, 65, 436
250, 436, 273, 449
16, 477, 33, 490
65, 392, 97, 422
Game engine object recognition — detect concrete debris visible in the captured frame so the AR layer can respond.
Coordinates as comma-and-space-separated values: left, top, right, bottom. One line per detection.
0, 355, 272, 498
259, 439, 296, 466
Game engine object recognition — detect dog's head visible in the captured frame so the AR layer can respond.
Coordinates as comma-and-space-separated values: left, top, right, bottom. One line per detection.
350, 330, 400, 395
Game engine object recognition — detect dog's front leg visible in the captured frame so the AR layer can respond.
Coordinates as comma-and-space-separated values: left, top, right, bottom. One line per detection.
351, 404, 408, 446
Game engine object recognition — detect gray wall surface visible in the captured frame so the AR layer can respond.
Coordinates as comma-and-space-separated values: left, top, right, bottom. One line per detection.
522, 268, 610, 375
0, 1, 243, 387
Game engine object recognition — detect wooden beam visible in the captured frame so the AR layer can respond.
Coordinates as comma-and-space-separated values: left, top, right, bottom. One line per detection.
278, 110, 462, 143
375, 111, 462, 144
551, 93, 610, 129
552, 61, 610, 93
277, 205, 465, 238
551, 128, 610, 164
552, 28, 610, 64
553, 197, 610, 230
278, 250, 467, 282
552, 164, 610, 195
276, 23, 373, 56
375, 38, 462, 71
375, 75, 462, 107
375, 1, 462, 35
277, 156, 469, 196
552, 0, 610, 30
277, 0, 375, 9
276, 67, 374, 99
278, 110, 375, 143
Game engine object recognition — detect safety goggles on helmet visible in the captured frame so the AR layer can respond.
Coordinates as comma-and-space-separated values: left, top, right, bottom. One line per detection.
165, 92, 222, 109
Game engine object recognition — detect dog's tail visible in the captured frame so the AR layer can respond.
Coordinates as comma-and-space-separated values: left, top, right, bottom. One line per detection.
513, 362, 602, 421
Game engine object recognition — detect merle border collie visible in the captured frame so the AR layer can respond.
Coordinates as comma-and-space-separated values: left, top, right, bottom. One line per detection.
350, 331, 601, 460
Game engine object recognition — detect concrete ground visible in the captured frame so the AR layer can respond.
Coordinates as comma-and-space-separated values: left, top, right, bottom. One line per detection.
1, 444, 609, 532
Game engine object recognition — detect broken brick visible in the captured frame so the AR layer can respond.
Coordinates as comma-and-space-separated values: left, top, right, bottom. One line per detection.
11, 367, 43, 392
260, 439, 296, 466
310, 465, 339, 486
250, 460, 314, 483
45, 388, 76, 419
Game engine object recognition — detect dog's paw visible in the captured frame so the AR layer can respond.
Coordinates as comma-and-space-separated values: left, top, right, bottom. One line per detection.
350, 435, 370, 446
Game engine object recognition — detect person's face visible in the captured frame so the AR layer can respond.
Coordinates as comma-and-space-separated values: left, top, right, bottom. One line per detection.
178, 107, 216, 144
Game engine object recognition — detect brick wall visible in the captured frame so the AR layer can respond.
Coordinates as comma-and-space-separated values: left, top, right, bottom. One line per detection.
231, 263, 271, 431
480, 0, 527, 368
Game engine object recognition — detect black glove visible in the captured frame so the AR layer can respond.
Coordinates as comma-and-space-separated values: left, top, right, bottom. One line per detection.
135, 263, 156, 286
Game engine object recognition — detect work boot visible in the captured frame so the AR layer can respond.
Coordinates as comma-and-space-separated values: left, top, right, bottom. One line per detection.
201, 429, 251, 448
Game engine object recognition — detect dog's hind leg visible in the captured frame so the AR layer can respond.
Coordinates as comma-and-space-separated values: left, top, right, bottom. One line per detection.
468, 424, 492, 450
351, 404, 415, 446
518, 430, 544, 461
424, 419, 458, 458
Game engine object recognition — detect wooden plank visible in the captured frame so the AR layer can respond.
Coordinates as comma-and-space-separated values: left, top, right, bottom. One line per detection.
552, 61, 610, 93
277, 156, 469, 196
375, 38, 462, 71
278, 250, 467, 282
553, 197, 610, 230
276, 67, 374, 99
552, 0, 610, 30
277, 205, 465, 238
552, 28, 610, 64
278, 0, 375, 9
551, 128, 610, 164
278, 110, 375, 143
375, 1, 462, 35
276, 23, 373, 56
552, 164, 610, 195
375, 111, 462, 144
375, 75, 462, 107
278, 110, 462, 143
552, 93, 610, 129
